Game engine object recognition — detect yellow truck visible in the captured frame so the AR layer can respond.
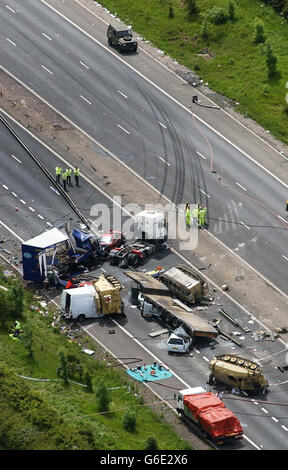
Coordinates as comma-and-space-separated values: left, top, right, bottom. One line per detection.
208, 354, 269, 394
61, 274, 124, 321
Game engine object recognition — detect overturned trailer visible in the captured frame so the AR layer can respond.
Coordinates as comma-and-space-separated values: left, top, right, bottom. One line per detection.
125, 270, 217, 340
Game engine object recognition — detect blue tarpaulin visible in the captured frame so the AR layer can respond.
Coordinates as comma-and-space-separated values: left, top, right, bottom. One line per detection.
126, 364, 173, 382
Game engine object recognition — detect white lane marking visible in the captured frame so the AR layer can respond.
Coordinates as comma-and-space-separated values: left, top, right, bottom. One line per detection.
37, 214, 44, 219
156, 121, 167, 129
242, 434, 262, 451
5, 5, 15, 13
29, 207, 35, 212
261, 407, 268, 414
200, 189, 210, 198
42, 32, 52, 41
278, 214, 287, 223
235, 182, 247, 191
0, 220, 24, 242
282, 255, 288, 262
3, 83, 288, 343
12, 192, 17, 197
19, 199, 26, 204
240, 220, 251, 230
80, 95, 92, 104
113, 319, 191, 389
41, 65, 53, 75
41, 0, 288, 197
80, 61, 90, 69
46, 221, 52, 226
11, 154, 22, 163
158, 156, 171, 167
117, 124, 130, 134
2, 185, 9, 190
197, 151, 207, 160
49, 186, 60, 195
272, 417, 278, 423
194, 349, 200, 353
117, 90, 128, 99
6, 38, 16, 46
6, 64, 288, 315
202, 356, 209, 362
281, 425, 288, 431
251, 400, 259, 405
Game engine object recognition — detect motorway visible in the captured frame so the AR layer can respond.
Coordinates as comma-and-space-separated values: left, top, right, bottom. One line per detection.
1, 115, 288, 450
1, 0, 288, 451
1, 0, 288, 295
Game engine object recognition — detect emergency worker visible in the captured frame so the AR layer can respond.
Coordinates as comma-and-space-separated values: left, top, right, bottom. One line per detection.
74, 167, 80, 187
62, 169, 68, 191
55, 165, 62, 184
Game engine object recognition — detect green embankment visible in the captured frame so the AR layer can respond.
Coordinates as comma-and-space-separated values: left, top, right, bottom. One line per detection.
98, 0, 288, 144
0, 269, 192, 450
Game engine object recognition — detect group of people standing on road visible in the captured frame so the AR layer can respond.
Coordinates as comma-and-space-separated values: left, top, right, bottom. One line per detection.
55, 165, 80, 191
185, 203, 207, 228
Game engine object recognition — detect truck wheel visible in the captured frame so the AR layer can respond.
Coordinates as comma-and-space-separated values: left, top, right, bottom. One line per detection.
129, 253, 140, 267
207, 374, 215, 385
77, 314, 85, 323
108, 37, 112, 46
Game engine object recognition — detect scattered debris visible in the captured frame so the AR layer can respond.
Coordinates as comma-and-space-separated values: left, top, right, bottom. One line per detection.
221, 284, 229, 291
82, 348, 95, 356
274, 327, 288, 334
253, 330, 278, 341
148, 329, 169, 338
218, 307, 247, 331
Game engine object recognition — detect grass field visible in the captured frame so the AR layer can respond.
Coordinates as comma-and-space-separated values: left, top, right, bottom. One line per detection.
98, 0, 288, 144
0, 268, 193, 450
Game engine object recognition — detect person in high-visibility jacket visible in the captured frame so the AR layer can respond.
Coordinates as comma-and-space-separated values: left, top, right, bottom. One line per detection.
55, 165, 62, 184
66, 168, 72, 186
185, 204, 191, 227
199, 206, 206, 228
203, 206, 207, 226
62, 169, 68, 191
192, 205, 199, 227
74, 167, 80, 187
286, 200, 288, 212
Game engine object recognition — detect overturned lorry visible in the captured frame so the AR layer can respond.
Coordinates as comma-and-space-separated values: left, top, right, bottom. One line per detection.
208, 354, 269, 394
158, 265, 208, 305
22, 227, 105, 284
125, 270, 217, 346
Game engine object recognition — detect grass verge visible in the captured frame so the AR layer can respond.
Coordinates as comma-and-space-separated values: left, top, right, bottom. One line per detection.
97, 0, 288, 144
0, 263, 194, 450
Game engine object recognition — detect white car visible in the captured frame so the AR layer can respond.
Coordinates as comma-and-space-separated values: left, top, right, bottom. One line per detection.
167, 332, 192, 354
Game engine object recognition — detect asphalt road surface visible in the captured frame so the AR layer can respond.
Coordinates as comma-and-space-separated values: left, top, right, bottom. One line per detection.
1, 0, 288, 296
1, 119, 288, 449
2, 0, 288, 450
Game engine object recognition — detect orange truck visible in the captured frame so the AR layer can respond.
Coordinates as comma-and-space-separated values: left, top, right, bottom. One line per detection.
176, 387, 243, 444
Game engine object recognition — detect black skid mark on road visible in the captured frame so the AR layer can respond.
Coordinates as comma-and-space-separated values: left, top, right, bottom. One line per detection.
134, 83, 186, 205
